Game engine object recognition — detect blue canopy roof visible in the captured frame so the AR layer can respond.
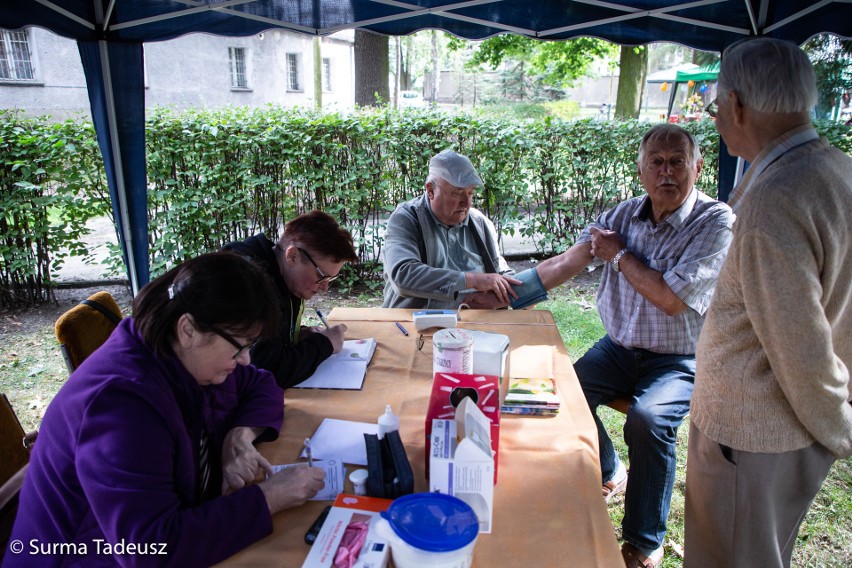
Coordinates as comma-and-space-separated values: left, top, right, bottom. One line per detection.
5, 1, 851, 50
2, 1, 851, 292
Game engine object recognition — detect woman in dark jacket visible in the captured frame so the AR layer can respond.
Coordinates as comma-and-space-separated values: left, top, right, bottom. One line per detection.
5, 253, 325, 567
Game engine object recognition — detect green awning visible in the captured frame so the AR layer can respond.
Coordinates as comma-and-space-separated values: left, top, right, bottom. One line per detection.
675, 61, 720, 83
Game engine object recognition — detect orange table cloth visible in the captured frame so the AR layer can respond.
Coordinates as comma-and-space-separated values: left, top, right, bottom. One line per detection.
219, 308, 621, 567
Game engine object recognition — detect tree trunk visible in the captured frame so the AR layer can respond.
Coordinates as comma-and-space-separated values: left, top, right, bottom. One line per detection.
354, 30, 389, 107
313, 37, 322, 110
430, 30, 440, 103
400, 37, 412, 91
615, 46, 648, 120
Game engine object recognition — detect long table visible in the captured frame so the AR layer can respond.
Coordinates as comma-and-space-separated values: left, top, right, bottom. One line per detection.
220, 308, 622, 567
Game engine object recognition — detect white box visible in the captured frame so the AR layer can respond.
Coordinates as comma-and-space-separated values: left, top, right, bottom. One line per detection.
466, 330, 510, 404
428, 397, 495, 534
301, 494, 392, 568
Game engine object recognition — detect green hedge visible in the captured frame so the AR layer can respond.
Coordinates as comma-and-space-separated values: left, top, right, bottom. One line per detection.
2, 105, 849, 307
0, 111, 111, 307
141, 107, 722, 277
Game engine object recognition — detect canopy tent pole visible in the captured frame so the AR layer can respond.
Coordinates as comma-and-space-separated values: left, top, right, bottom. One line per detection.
78, 40, 150, 295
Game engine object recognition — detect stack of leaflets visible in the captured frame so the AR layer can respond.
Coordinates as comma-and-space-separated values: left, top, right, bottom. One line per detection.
501, 377, 561, 416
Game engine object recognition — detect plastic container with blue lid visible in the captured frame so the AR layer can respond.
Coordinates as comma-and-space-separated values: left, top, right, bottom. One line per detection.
376, 493, 480, 568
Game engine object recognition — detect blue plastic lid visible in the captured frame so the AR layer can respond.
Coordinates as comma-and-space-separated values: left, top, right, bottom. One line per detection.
380, 493, 479, 552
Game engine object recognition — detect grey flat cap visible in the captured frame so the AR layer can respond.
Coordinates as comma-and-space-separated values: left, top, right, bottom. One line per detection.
428, 150, 483, 188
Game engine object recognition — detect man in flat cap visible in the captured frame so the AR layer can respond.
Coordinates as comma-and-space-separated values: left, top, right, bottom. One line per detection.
382, 150, 521, 309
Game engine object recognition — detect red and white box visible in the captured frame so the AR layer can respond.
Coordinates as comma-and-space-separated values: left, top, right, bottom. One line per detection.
425, 371, 501, 483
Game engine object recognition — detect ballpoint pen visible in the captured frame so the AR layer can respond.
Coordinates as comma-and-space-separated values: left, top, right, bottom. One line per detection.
304, 437, 313, 466
395, 322, 409, 336
315, 309, 330, 328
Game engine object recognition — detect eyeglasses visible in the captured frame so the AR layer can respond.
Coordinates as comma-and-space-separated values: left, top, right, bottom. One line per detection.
211, 327, 258, 360
705, 98, 718, 118
298, 247, 339, 284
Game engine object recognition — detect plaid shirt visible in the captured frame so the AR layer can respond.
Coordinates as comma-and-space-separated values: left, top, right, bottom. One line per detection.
578, 188, 734, 354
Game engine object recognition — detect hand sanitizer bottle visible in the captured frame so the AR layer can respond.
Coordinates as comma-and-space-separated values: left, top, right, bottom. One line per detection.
377, 404, 399, 440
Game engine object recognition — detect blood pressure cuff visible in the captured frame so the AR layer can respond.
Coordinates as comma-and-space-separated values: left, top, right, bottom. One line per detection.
510, 268, 549, 310
363, 430, 413, 500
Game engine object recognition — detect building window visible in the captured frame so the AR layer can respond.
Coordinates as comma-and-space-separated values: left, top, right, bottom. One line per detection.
287, 53, 301, 91
229, 46, 247, 88
0, 29, 35, 81
322, 57, 332, 92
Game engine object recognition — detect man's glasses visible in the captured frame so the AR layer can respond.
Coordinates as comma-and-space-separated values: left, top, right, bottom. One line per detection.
705, 98, 718, 118
211, 327, 258, 360
298, 247, 339, 284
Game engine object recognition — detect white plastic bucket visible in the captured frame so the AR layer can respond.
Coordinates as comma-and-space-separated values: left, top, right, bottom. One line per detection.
375, 493, 479, 568
433, 329, 474, 375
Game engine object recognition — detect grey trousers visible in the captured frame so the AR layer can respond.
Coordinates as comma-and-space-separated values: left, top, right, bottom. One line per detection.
683, 422, 835, 568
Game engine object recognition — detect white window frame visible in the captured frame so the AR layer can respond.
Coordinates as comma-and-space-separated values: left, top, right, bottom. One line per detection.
0, 28, 36, 82
322, 57, 332, 92
286, 52, 302, 92
229, 46, 248, 89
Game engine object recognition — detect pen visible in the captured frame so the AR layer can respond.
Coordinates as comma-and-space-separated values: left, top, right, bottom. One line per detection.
304, 437, 313, 466
395, 322, 409, 336
315, 309, 329, 328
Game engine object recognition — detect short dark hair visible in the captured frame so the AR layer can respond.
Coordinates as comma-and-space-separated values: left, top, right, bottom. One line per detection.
133, 252, 280, 356
278, 210, 358, 262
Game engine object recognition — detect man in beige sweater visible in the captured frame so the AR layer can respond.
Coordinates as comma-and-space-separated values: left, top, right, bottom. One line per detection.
685, 38, 852, 567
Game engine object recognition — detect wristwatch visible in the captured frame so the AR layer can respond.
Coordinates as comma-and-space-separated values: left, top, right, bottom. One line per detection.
611, 248, 629, 273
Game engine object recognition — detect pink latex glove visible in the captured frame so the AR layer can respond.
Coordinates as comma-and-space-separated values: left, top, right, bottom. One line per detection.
332, 521, 370, 568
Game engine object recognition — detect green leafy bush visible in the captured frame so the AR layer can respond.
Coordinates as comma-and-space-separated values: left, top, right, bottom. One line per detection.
0, 111, 109, 307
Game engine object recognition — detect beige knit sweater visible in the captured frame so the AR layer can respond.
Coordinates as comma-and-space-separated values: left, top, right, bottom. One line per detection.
692, 137, 852, 458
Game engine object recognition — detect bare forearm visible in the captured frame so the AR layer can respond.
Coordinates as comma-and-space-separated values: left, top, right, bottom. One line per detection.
535, 242, 595, 290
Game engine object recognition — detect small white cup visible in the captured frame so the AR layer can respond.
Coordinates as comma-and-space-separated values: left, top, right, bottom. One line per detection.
349, 468, 368, 496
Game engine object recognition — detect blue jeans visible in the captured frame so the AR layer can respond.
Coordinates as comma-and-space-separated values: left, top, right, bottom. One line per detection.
575, 334, 695, 552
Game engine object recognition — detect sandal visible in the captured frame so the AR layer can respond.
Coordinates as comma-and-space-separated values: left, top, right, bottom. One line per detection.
602, 462, 627, 503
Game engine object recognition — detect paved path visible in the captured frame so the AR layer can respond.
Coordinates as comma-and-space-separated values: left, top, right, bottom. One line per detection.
54, 216, 542, 284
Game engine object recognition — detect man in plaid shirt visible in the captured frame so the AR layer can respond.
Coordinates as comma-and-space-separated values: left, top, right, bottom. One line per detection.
534, 123, 734, 568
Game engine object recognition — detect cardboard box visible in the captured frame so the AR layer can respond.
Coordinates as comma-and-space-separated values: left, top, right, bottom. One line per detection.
426, 371, 501, 483
465, 329, 511, 405
428, 397, 495, 534
301, 494, 392, 568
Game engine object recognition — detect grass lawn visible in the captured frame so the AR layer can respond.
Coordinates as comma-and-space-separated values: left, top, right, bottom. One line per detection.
1, 282, 850, 566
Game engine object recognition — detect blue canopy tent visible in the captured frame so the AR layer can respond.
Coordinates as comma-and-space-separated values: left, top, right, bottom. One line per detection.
2, 1, 851, 293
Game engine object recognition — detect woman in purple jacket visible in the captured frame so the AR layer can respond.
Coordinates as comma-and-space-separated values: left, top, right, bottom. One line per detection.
4, 253, 325, 567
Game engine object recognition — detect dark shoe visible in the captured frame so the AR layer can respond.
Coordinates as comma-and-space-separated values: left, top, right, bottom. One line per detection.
602, 461, 627, 503
621, 542, 664, 568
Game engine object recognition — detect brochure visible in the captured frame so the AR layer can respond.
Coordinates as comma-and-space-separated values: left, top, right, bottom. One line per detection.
294, 338, 377, 390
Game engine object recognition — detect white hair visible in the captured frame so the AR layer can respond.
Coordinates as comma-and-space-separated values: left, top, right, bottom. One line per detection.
718, 37, 817, 113
637, 124, 702, 168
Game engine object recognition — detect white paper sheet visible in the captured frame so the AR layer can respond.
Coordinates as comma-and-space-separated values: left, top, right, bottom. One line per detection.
270, 458, 345, 501
301, 418, 378, 465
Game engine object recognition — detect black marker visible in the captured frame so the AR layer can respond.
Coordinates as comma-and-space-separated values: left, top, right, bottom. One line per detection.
304, 505, 332, 545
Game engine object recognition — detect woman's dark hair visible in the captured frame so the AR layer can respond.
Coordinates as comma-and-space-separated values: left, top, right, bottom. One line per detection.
133, 252, 280, 355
